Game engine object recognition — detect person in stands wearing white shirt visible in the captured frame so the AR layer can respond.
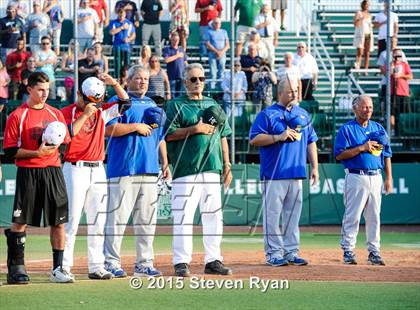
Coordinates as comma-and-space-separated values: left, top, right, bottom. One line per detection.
77, 0, 99, 52
374, 1, 398, 58
254, 4, 279, 70
293, 41, 318, 101
221, 59, 247, 117
276, 52, 301, 102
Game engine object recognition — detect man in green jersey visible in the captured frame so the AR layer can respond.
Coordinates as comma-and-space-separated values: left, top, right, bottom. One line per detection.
234, 0, 264, 56
165, 63, 233, 277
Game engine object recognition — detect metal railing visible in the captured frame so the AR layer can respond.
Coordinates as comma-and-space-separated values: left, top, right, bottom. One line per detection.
347, 72, 365, 96
316, 0, 420, 11
312, 33, 335, 100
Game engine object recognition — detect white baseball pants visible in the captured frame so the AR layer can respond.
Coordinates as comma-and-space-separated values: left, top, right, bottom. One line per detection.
262, 179, 303, 260
340, 172, 383, 253
171, 172, 224, 265
104, 175, 158, 268
62, 162, 108, 273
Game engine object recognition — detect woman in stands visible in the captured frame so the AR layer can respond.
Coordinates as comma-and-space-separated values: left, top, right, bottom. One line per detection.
137, 45, 152, 69
61, 39, 82, 101
353, 0, 373, 75
92, 41, 109, 75
146, 54, 171, 106
169, 0, 189, 52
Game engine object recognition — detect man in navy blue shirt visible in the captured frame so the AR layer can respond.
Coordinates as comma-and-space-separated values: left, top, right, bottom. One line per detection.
109, 8, 136, 79
335, 94, 393, 266
240, 43, 262, 99
0, 4, 26, 63
250, 77, 319, 267
163, 32, 187, 98
104, 65, 170, 278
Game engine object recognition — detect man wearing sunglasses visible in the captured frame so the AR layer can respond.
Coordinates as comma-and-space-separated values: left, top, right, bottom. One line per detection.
165, 63, 233, 277
34, 36, 57, 100
249, 77, 319, 267
292, 41, 318, 101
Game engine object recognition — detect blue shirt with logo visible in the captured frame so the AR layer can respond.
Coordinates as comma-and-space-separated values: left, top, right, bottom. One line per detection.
109, 18, 135, 51
249, 104, 318, 180
334, 119, 392, 170
106, 95, 164, 178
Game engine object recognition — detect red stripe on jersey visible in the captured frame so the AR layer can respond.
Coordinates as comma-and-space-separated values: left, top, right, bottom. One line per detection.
3, 103, 71, 168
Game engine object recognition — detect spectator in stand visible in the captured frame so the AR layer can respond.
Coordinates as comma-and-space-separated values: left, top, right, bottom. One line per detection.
109, 8, 136, 80
384, 49, 413, 135
61, 39, 80, 74
17, 56, 36, 101
254, 4, 280, 70
114, 0, 140, 28
78, 47, 100, 86
271, 0, 287, 31
0, 3, 26, 64
0, 59, 10, 112
206, 17, 230, 89
92, 41, 108, 75
6, 37, 31, 100
146, 54, 171, 105
163, 32, 187, 98
34, 36, 57, 99
374, 1, 398, 58
137, 45, 152, 69
141, 0, 163, 57
8, 0, 28, 19
377, 39, 407, 109
234, 0, 264, 57
276, 52, 301, 102
43, 0, 64, 56
77, 0, 99, 52
240, 43, 262, 99
353, 0, 373, 74
25, 0, 51, 55
195, 0, 223, 56
293, 41, 318, 101
89, 0, 110, 43
119, 65, 129, 90
243, 30, 269, 59
221, 59, 247, 117
169, 0, 189, 52
252, 61, 277, 111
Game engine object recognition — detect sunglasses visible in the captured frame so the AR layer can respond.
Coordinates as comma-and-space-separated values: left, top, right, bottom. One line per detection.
189, 76, 205, 83
297, 46, 304, 49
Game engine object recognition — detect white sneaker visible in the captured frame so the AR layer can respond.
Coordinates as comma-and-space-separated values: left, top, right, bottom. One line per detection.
88, 267, 113, 280
50, 267, 75, 283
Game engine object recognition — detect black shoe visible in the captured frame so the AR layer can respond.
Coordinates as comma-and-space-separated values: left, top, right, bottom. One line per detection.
204, 260, 232, 275
174, 263, 190, 277
368, 252, 385, 266
7, 265, 30, 285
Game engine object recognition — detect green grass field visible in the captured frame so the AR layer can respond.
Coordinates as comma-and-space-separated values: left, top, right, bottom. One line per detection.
0, 231, 419, 309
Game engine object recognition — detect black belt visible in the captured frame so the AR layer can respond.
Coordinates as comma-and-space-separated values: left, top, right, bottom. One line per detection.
348, 169, 381, 176
71, 161, 101, 168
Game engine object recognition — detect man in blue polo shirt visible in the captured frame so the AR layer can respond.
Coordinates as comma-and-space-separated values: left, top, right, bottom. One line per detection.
163, 32, 187, 98
335, 94, 393, 266
250, 78, 319, 267
109, 8, 136, 78
104, 65, 170, 277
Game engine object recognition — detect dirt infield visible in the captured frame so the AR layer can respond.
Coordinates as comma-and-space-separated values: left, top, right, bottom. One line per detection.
12, 248, 420, 283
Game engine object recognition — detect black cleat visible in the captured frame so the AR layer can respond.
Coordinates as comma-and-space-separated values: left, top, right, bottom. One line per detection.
174, 263, 190, 277
368, 252, 385, 266
7, 265, 30, 285
204, 260, 232, 275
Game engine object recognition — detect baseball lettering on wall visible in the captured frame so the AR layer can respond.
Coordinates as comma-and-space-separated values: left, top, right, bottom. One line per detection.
309, 178, 409, 194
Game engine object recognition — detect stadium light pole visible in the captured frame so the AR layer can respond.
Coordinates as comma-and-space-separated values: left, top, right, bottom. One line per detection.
73, 0, 79, 103
385, 0, 391, 136
230, 0, 235, 164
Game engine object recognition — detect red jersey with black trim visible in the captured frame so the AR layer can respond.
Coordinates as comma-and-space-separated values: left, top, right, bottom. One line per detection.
61, 102, 120, 162
3, 103, 71, 168
5, 50, 32, 82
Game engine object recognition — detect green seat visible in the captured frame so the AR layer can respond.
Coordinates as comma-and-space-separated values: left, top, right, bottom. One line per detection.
400, 113, 420, 136
300, 100, 319, 113
311, 112, 331, 137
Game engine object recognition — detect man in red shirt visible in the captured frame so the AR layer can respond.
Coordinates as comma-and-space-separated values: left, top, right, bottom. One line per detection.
195, 0, 223, 56
6, 37, 31, 100
60, 73, 129, 280
90, 0, 109, 43
3, 71, 72, 284
385, 49, 413, 135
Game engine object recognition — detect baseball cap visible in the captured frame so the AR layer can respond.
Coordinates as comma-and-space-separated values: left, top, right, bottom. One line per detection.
143, 107, 166, 129
33, 0, 41, 6
42, 121, 67, 146
81, 77, 106, 103
202, 105, 226, 127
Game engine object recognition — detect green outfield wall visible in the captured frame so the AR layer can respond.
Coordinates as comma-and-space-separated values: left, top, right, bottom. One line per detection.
0, 164, 419, 227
